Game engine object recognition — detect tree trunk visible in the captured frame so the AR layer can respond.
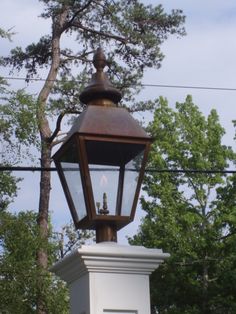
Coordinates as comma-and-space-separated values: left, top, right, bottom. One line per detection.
35, 8, 69, 314
201, 203, 208, 314
36, 141, 52, 314
37, 142, 52, 268
202, 254, 209, 314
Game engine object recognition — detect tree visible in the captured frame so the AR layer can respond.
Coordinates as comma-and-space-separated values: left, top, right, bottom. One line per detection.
1, 2, 185, 313
0, 210, 69, 313
0, 28, 68, 312
0, 83, 19, 210
0, 29, 20, 211
130, 96, 236, 314
0, 27, 14, 41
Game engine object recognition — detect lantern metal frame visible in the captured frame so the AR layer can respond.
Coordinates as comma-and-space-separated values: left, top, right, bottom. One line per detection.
53, 107, 152, 229
53, 48, 152, 242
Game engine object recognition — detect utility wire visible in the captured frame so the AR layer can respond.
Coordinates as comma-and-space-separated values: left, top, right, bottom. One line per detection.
2, 76, 236, 92
141, 84, 236, 92
0, 166, 236, 174
1, 78, 235, 174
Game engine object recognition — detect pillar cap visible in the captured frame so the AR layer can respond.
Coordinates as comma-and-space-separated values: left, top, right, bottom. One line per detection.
50, 243, 170, 283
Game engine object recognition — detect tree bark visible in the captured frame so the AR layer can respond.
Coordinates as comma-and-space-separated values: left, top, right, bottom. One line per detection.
35, 7, 69, 314
36, 142, 52, 314
37, 143, 52, 269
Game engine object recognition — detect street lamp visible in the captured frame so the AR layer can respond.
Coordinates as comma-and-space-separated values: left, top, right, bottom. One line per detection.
53, 48, 152, 243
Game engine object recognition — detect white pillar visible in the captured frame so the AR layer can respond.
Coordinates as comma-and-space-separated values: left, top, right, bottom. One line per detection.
51, 242, 169, 314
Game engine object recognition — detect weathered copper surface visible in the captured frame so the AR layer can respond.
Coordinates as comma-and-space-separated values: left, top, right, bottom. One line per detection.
67, 105, 149, 140
79, 47, 122, 105
53, 48, 152, 243
96, 224, 117, 243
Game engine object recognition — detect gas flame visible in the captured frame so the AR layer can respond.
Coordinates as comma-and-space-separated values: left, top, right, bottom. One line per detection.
100, 174, 108, 187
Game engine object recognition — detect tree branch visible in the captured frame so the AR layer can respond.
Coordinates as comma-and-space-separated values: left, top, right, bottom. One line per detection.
48, 110, 81, 144
37, 8, 70, 140
60, 50, 93, 64
63, 0, 95, 32
187, 177, 207, 215
218, 230, 236, 241
174, 257, 221, 266
70, 21, 128, 44
51, 137, 68, 147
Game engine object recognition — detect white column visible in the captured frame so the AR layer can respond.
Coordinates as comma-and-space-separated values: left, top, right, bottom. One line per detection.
51, 242, 169, 314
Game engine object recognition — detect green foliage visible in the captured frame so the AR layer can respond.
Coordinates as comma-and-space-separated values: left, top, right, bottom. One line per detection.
130, 96, 236, 314
0, 89, 39, 163
54, 221, 95, 259
48, 71, 88, 115
0, 78, 21, 209
0, 27, 14, 41
3, 36, 52, 79
0, 171, 19, 210
0, 210, 69, 313
0, 2, 186, 312
2, 0, 185, 110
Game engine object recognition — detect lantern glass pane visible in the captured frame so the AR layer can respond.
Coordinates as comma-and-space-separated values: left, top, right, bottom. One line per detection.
89, 165, 119, 216
61, 162, 87, 220
85, 139, 146, 218
121, 151, 144, 216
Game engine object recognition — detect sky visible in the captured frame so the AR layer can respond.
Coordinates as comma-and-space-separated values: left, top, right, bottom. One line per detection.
1, 1, 236, 244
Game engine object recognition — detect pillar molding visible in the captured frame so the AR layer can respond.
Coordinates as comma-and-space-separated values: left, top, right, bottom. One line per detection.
51, 242, 169, 314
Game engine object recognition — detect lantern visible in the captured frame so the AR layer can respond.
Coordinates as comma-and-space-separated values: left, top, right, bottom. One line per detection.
53, 48, 152, 242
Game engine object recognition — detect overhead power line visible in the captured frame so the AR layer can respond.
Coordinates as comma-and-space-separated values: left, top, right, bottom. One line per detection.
0, 166, 236, 174
141, 84, 236, 92
2, 76, 236, 92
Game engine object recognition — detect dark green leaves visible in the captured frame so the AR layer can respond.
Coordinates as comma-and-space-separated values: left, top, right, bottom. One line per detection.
2, 36, 51, 81
3, 1, 185, 108
131, 96, 236, 313
0, 211, 69, 313
0, 89, 39, 163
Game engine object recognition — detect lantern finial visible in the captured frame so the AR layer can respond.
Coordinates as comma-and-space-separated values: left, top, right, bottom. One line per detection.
93, 47, 106, 73
79, 47, 122, 106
